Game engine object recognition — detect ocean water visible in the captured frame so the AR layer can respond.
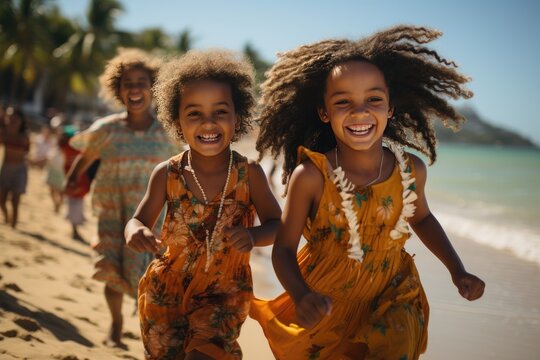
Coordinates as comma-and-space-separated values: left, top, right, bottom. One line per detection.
424, 144, 540, 265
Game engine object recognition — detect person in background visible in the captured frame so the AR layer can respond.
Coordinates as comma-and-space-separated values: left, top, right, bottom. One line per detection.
65, 48, 178, 349
0, 106, 30, 228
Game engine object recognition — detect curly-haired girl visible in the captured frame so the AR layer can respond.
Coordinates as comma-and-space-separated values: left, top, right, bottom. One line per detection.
65, 48, 178, 348
125, 49, 281, 359
250, 25, 485, 359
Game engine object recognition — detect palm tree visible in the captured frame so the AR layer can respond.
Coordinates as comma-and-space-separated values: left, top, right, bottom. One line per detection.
51, 0, 128, 107
0, 0, 53, 104
176, 28, 196, 54
243, 42, 270, 86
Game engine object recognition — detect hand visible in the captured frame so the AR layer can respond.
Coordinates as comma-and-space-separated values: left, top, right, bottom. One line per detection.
295, 291, 333, 329
126, 226, 162, 254
452, 271, 485, 301
224, 226, 254, 252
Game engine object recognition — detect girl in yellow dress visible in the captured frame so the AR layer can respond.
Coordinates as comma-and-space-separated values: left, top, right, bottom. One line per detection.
251, 25, 485, 359
125, 49, 281, 360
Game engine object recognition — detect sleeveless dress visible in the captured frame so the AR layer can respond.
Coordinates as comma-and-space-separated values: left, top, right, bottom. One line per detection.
70, 112, 177, 297
138, 150, 256, 360
250, 146, 429, 360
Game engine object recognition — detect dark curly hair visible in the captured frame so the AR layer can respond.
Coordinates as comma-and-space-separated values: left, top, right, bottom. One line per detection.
256, 25, 473, 186
98, 48, 161, 107
153, 49, 256, 142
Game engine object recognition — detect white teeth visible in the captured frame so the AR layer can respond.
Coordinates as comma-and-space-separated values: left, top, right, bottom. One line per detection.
129, 96, 142, 101
348, 124, 373, 132
199, 134, 219, 141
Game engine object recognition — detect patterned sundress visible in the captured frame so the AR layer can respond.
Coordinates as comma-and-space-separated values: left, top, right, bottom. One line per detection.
138, 150, 256, 360
250, 146, 429, 360
70, 112, 177, 297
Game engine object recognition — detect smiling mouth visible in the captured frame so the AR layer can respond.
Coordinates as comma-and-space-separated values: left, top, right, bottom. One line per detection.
346, 124, 374, 136
197, 133, 222, 143
128, 95, 144, 106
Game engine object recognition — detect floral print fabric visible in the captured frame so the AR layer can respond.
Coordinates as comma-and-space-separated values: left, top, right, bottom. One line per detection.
250, 147, 429, 360
139, 151, 255, 359
69, 112, 177, 297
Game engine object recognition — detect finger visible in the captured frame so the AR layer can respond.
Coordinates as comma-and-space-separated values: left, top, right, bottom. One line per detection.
323, 296, 333, 315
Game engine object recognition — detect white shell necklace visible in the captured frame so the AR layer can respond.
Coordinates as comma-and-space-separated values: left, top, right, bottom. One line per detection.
186, 149, 233, 272
332, 141, 417, 263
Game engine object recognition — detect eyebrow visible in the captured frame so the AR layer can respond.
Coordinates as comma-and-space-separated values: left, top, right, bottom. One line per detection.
183, 101, 231, 111
329, 87, 387, 97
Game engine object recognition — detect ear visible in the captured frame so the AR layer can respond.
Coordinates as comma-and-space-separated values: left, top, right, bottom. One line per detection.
388, 107, 394, 119
317, 106, 330, 123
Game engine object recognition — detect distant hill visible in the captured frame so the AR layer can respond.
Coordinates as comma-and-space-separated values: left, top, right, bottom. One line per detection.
434, 107, 537, 148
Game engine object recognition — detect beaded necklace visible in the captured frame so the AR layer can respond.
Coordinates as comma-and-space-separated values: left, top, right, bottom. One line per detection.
186, 149, 233, 272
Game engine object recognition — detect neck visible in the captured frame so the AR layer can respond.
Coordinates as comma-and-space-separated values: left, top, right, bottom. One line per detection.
126, 110, 153, 131
189, 147, 232, 173
335, 141, 384, 173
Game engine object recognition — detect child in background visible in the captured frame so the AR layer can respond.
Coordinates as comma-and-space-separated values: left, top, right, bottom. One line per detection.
251, 25, 485, 359
60, 125, 90, 241
125, 49, 281, 359
65, 48, 178, 348
0, 106, 30, 228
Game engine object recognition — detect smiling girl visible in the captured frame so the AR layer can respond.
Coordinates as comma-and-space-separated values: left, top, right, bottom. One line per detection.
124, 49, 281, 360
65, 48, 178, 349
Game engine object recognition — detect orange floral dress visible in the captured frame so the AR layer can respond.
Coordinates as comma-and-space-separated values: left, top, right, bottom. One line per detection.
250, 147, 429, 360
138, 150, 255, 360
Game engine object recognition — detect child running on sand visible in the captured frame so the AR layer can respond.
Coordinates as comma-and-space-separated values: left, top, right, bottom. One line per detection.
0, 106, 30, 228
250, 25, 485, 359
125, 49, 281, 359
65, 48, 178, 348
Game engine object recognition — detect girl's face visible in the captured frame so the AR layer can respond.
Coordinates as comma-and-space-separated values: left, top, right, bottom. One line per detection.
318, 61, 392, 151
178, 80, 237, 157
119, 67, 153, 114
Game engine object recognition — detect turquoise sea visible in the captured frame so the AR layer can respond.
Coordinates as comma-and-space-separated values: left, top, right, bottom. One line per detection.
424, 144, 540, 265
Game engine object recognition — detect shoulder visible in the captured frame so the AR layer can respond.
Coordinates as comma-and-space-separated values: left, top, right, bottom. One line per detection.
289, 157, 325, 192
405, 151, 427, 183
90, 112, 126, 130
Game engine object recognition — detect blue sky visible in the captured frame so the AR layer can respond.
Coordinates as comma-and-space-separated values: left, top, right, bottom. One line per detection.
57, 0, 540, 145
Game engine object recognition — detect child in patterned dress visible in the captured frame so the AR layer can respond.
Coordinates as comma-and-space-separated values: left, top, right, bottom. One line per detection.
125, 49, 281, 359
250, 25, 486, 359
65, 48, 178, 348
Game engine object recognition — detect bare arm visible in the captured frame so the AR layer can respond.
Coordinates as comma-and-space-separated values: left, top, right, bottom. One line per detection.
408, 154, 485, 300
224, 161, 281, 251
64, 152, 99, 193
272, 162, 332, 327
124, 161, 168, 253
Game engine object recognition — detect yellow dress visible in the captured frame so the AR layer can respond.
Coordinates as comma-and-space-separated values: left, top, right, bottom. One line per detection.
138, 151, 255, 359
250, 147, 429, 360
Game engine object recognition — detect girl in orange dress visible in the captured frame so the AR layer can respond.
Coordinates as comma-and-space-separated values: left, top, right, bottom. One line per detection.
251, 25, 486, 359
125, 49, 281, 360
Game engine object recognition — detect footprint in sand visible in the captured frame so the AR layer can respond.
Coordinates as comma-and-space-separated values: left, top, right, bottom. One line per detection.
53, 294, 76, 302
1, 329, 18, 338
2, 261, 17, 268
34, 253, 58, 264
69, 274, 96, 293
20, 333, 44, 343
14, 317, 41, 332
4, 283, 22, 292
123, 331, 140, 340
75, 316, 98, 326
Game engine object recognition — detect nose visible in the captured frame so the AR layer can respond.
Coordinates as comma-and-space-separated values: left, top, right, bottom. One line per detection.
352, 103, 370, 117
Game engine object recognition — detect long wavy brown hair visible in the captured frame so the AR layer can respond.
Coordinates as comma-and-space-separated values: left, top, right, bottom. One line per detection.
256, 25, 473, 186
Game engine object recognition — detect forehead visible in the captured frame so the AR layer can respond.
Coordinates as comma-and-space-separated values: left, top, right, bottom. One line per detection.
121, 67, 151, 81
327, 61, 387, 89
180, 79, 233, 100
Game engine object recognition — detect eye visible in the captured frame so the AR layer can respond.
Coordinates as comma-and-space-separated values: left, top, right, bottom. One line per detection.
215, 109, 229, 115
368, 96, 384, 103
187, 111, 201, 118
333, 99, 350, 106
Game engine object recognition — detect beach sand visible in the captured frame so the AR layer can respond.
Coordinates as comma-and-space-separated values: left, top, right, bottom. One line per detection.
1, 139, 539, 359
